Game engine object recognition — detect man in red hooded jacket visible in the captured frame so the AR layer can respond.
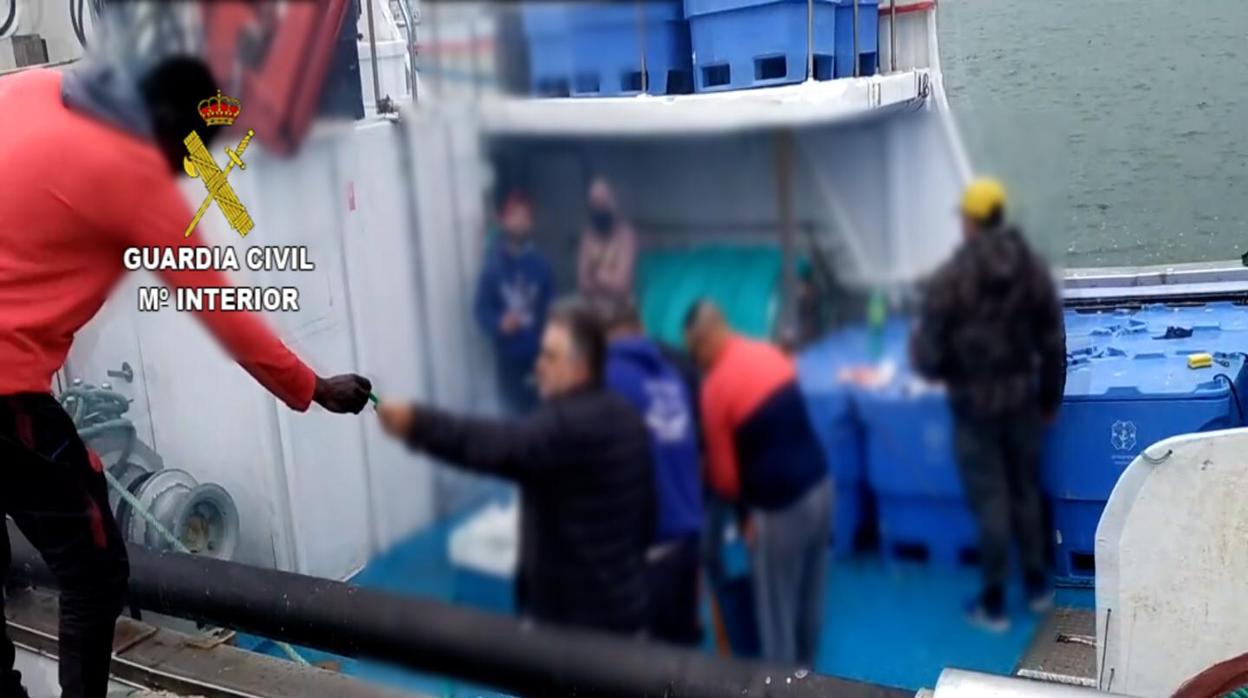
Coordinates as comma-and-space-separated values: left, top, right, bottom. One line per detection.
0, 54, 371, 698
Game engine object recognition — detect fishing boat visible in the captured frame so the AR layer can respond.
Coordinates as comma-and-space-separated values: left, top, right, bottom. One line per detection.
3, 1, 1247, 697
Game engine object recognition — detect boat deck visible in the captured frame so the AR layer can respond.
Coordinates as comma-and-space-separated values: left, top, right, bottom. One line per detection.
238, 508, 1098, 696
1015, 607, 1099, 688
8, 504, 1099, 697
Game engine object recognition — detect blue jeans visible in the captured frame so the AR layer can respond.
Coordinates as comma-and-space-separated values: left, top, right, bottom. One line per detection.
750, 476, 832, 666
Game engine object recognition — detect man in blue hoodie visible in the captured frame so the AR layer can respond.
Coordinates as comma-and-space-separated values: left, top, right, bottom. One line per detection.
474, 194, 555, 413
601, 297, 704, 646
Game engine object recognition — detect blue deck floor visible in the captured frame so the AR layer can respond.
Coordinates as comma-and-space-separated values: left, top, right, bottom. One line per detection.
242, 515, 1094, 696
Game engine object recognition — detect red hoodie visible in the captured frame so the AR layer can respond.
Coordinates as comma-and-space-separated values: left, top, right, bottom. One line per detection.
0, 69, 316, 410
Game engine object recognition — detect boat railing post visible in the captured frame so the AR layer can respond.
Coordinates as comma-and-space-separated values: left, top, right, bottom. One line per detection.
889, 0, 897, 72
852, 0, 860, 77
636, 0, 650, 93
806, 0, 815, 80
397, 0, 419, 102
470, 12, 482, 100
429, 0, 443, 96
364, 0, 389, 113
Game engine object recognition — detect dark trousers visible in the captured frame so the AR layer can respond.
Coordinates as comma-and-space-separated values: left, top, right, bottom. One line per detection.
646, 534, 702, 646
954, 409, 1047, 612
1, 394, 130, 698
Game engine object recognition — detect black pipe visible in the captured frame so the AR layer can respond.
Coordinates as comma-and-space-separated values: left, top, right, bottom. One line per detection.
1, 0, 16, 37
5, 522, 910, 698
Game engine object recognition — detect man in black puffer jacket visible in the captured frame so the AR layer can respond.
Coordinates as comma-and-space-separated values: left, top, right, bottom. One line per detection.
911, 178, 1067, 632
378, 299, 653, 634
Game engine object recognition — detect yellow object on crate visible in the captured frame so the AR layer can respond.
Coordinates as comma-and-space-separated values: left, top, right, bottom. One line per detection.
1187, 353, 1214, 369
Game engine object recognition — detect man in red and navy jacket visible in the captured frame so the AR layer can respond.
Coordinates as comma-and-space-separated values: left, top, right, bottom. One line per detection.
684, 300, 831, 668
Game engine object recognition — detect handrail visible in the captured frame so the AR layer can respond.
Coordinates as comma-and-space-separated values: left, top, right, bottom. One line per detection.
395, 0, 418, 102
7, 521, 911, 698
363, 0, 391, 113
890, 0, 898, 72
853, 0, 860, 77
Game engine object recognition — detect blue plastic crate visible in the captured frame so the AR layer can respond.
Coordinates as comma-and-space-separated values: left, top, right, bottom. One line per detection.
521, 4, 575, 97
797, 321, 908, 556
832, 0, 879, 77
860, 388, 979, 566
875, 495, 979, 566
685, 0, 837, 92
801, 382, 864, 556
1049, 499, 1104, 585
1044, 351, 1244, 584
798, 348, 865, 487
567, 1, 693, 96
860, 389, 962, 500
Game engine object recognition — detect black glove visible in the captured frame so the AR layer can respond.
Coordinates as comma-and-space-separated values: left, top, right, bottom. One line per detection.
313, 374, 372, 414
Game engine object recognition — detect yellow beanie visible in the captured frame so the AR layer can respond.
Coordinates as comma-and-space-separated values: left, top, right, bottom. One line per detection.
960, 177, 1008, 223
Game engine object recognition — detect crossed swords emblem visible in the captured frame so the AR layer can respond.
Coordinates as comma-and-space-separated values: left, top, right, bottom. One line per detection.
182, 129, 256, 238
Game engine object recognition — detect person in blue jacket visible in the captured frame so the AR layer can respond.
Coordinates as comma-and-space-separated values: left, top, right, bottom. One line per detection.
600, 296, 704, 646
475, 193, 555, 413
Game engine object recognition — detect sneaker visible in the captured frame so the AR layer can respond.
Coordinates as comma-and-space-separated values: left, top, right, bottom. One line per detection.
965, 598, 1010, 633
1027, 588, 1056, 614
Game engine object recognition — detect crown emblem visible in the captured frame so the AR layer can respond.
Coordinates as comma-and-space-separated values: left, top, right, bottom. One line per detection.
198, 90, 241, 127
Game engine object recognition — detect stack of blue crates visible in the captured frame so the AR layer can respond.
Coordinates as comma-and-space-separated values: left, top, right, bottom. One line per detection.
834, 0, 880, 78
683, 0, 878, 92
797, 302, 1248, 576
858, 379, 979, 567
798, 319, 968, 562
685, 0, 837, 92
1046, 303, 1248, 585
570, 1, 693, 97
521, 1, 693, 98
521, 4, 575, 97
799, 320, 979, 567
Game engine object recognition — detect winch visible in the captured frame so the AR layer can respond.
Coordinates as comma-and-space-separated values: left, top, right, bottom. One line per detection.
59, 379, 240, 560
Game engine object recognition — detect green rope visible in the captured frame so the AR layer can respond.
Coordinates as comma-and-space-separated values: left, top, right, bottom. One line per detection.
1221, 687, 1248, 698
60, 383, 310, 666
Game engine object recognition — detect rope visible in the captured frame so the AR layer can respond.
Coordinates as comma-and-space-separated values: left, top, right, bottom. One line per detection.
59, 383, 309, 666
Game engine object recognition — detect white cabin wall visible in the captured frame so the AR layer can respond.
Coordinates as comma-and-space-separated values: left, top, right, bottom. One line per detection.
886, 106, 965, 281
64, 119, 441, 578
405, 109, 496, 416
880, 1, 934, 74
157, 129, 374, 580
331, 121, 438, 553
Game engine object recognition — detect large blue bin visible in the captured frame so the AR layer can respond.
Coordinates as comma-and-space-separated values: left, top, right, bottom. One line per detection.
521, 4, 575, 97
860, 385, 979, 566
1064, 302, 1248, 351
1044, 351, 1245, 584
798, 320, 908, 556
568, 1, 693, 97
685, 0, 837, 92
832, 0, 879, 77
827, 319, 978, 567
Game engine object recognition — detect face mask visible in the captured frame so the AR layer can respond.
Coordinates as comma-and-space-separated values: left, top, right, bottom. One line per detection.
590, 208, 615, 235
